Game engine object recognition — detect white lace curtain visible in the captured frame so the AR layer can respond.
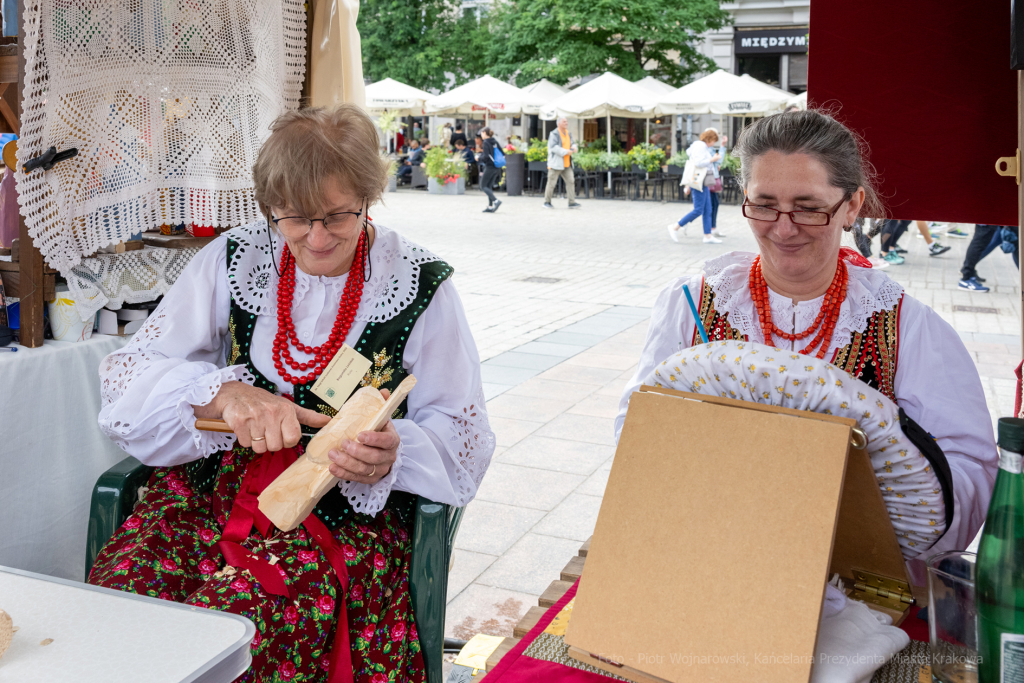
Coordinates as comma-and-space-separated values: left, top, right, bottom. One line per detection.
17, 0, 307, 275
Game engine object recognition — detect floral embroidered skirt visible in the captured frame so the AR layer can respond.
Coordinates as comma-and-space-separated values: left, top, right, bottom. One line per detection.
89, 446, 426, 683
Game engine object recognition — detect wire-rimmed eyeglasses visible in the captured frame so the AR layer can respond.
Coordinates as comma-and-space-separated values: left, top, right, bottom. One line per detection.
741, 196, 849, 227
271, 210, 363, 237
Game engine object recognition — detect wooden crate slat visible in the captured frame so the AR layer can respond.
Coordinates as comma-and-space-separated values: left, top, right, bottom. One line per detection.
560, 554, 585, 583
485, 636, 519, 671
539, 579, 573, 608
579, 537, 591, 557
513, 605, 547, 639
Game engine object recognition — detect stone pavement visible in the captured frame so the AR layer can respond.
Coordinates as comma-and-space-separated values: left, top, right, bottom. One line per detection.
370, 189, 1022, 641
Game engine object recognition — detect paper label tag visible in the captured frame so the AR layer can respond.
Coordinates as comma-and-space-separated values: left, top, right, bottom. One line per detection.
999, 449, 1024, 475
1002, 633, 1024, 682
310, 344, 373, 411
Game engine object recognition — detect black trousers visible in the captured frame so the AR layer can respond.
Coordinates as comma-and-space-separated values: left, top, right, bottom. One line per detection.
961, 225, 1003, 280
481, 166, 500, 205
879, 219, 911, 253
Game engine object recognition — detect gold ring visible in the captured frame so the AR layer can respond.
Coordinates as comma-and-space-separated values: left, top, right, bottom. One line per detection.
370, 465, 376, 477
251, 436, 266, 442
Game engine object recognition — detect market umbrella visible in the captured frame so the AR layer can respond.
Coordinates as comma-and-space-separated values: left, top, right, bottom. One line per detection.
364, 78, 432, 115
521, 79, 569, 108
787, 91, 808, 111
424, 75, 544, 121
656, 70, 790, 116
635, 75, 676, 95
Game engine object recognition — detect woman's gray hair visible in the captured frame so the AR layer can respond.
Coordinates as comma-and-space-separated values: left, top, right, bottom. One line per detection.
733, 110, 883, 219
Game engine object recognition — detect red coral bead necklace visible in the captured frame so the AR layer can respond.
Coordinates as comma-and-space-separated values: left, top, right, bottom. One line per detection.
748, 255, 848, 360
272, 230, 367, 385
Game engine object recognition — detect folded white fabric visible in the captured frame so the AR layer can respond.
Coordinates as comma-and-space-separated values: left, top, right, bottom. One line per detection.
812, 588, 909, 683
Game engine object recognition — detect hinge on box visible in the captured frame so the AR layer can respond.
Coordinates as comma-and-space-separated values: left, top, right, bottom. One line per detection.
850, 569, 915, 612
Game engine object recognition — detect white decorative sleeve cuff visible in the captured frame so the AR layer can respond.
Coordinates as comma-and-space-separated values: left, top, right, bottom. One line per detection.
177, 364, 256, 458
338, 440, 405, 517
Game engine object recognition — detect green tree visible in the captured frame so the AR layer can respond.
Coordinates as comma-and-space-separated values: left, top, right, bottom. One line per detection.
358, 0, 489, 91
485, 0, 730, 87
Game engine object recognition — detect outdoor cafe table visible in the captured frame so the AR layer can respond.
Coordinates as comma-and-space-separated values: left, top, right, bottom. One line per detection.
0, 566, 255, 682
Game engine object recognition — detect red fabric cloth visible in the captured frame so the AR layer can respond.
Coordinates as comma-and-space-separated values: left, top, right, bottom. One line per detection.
485, 580, 616, 683
808, 3, 1017, 225
899, 605, 930, 643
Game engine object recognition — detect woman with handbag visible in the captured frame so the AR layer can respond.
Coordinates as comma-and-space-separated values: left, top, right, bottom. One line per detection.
667, 129, 722, 244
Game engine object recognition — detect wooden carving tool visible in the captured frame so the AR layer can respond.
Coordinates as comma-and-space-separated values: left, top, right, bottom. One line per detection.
253, 375, 417, 531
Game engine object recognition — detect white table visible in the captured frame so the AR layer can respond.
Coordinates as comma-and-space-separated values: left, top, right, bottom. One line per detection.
0, 566, 254, 681
0, 336, 131, 581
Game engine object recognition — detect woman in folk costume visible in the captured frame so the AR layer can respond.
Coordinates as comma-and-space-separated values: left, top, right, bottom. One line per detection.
618, 110, 996, 579
89, 105, 495, 681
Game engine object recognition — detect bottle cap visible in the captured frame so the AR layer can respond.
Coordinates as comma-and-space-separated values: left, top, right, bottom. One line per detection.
998, 418, 1024, 453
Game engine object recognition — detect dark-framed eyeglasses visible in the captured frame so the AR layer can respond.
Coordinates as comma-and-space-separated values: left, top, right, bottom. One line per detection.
741, 196, 850, 227
271, 210, 363, 237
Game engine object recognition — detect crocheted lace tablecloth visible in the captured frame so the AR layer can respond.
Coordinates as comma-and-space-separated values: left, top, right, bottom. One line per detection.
66, 246, 200, 321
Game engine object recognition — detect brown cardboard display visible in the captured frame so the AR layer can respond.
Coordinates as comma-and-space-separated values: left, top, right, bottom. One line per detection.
562, 387, 912, 683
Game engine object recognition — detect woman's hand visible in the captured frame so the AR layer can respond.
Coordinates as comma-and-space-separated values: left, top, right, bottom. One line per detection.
711, 153, 721, 162
327, 388, 399, 485
193, 381, 331, 454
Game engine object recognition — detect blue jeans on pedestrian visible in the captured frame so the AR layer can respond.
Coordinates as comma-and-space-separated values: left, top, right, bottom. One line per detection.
710, 191, 720, 228
678, 187, 712, 234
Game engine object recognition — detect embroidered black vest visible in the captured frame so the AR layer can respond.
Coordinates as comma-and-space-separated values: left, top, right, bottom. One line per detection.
692, 278, 902, 402
186, 237, 454, 530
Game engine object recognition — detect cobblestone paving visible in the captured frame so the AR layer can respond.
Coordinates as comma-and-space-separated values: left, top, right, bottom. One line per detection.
372, 188, 1022, 640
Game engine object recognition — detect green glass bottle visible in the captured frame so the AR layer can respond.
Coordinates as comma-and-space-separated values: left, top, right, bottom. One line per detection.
977, 417, 1024, 683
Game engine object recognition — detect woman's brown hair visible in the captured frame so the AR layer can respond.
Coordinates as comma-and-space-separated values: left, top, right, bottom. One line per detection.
253, 105, 390, 218
699, 129, 719, 145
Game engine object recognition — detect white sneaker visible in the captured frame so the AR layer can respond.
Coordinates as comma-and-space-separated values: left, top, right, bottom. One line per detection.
712, 229, 726, 238
667, 223, 680, 243
869, 257, 890, 270
703, 235, 723, 244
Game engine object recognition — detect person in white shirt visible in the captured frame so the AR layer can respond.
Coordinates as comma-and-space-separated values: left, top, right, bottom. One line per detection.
667, 129, 723, 244
89, 105, 495, 682
631, 110, 996, 582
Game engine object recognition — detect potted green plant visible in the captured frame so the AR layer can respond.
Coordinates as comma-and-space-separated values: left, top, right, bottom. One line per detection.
666, 149, 688, 176
627, 143, 667, 174
526, 138, 548, 172
720, 151, 741, 176
504, 136, 527, 196
424, 146, 467, 195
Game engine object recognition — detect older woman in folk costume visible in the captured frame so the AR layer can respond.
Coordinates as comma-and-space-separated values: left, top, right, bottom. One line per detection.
619, 111, 996, 580
89, 105, 495, 682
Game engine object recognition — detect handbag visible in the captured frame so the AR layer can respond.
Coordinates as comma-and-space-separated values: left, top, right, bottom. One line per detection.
681, 158, 707, 191
706, 176, 723, 193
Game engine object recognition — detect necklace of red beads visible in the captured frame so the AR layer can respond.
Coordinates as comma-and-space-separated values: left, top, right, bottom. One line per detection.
748, 254, 848, 360
272, 230, 367, 385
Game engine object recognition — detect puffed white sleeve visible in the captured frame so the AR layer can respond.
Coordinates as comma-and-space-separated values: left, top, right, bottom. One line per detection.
97, 237, 255, 467
894, 295, 998, 571
615, 274, 703, 442
337, 278, 496, 516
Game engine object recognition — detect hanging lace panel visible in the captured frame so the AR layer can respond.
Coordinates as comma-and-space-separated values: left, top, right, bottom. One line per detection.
17, 0, 307, 275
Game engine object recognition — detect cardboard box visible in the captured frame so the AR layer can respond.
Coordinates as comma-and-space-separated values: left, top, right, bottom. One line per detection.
564, 386, 916, 683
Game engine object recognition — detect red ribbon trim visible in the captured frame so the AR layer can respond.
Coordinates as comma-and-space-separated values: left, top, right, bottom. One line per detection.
217, 447, 354, 683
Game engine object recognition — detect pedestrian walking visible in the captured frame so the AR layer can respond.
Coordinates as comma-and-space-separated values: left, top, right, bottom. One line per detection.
959, 224, 1019, 292
707, 130, 727, 237
441, 122, 453, 149
477, 127, 502, 214
543, 117, 581, 209
667, 129, 723, 244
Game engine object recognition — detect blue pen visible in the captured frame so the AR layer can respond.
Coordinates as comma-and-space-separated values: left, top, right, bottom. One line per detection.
0, 346, 17, 352
682, 284, 709, 344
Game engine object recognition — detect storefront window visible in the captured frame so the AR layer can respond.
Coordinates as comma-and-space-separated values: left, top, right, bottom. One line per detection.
737, 55, 781, 88
789, 54, 808, 93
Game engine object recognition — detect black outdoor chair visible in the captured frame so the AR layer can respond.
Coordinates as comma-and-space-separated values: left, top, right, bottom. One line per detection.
720, 168, 741, 204
611, 167, 644, 200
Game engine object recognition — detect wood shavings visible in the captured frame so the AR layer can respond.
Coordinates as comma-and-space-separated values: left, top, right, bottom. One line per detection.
40, 638, 53, 646
0, 609, 12, 659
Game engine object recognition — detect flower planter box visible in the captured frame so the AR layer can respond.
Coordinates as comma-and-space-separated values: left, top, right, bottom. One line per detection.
666, 165, 685, 176
427, 177, 466, 195
387, 176, 397, 192
505, 153, 525, 196
527, 161, 549, 172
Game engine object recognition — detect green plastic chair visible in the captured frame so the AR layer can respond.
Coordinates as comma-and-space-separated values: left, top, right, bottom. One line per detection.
86, 456, 464, 683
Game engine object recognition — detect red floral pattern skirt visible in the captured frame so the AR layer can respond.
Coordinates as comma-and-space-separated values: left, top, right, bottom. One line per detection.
89, 446, 426, 683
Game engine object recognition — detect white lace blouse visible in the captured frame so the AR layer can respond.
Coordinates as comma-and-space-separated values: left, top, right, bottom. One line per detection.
97, 221, 495, 516
616, 251, 998, 562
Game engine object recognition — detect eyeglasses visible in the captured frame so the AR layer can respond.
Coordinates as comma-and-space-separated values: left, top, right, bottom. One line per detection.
741, 196, 849, 227
271, 210, 363, 237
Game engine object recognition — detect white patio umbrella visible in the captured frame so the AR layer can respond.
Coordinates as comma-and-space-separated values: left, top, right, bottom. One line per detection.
541, 72, 659, 185
522, 78, 569, 104
635, 75, 676, 95
739, 73, 794, 100
424, 75, 545, 122
364, 78, 432, 115
656, 70, 790, 116
787, 91, 808, 111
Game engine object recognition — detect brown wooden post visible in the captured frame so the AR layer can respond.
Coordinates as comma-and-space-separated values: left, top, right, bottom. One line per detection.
16, 4, 44, 347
